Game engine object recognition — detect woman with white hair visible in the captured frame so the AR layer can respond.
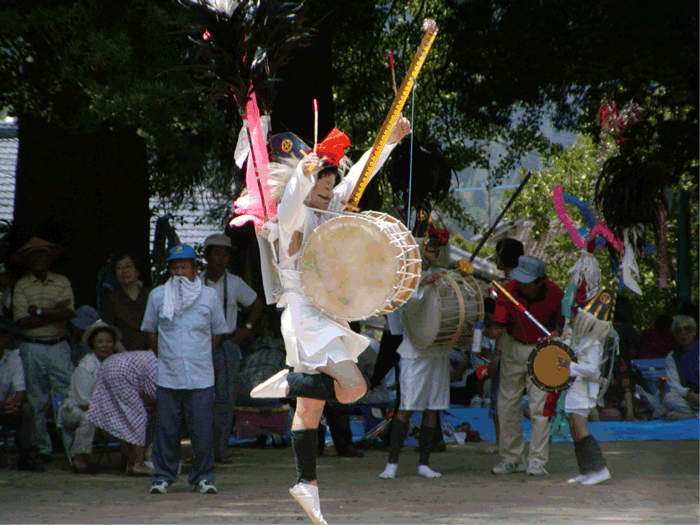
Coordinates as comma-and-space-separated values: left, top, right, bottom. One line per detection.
661, 315, 699, 419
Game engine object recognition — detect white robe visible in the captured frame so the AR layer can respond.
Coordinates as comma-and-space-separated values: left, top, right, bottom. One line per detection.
563, 334, 603, 413
273, 145, 397, 372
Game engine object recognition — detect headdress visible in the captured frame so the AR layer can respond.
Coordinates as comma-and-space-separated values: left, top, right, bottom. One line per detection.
426, 227, 449, 246
570, 288, 614, 346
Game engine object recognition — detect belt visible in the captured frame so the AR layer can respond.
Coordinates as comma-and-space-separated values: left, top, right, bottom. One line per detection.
21, 336, 68, 345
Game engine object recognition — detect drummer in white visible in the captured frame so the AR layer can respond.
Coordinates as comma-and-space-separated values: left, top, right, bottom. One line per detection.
250, 117, 411, 524
379, 229, 450, 480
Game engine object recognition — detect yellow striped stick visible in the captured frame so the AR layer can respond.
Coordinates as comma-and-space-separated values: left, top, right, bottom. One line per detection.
344, 18, 438, 210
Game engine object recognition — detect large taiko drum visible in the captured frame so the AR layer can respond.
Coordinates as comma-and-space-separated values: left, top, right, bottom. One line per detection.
402, 273, 484, 349
299, 211, 422, 321
527, 340, 578, 392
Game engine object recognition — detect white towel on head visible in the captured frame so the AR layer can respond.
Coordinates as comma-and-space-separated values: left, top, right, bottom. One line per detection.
162, 275, 203, 320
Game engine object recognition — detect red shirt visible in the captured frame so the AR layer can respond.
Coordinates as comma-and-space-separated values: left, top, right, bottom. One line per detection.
492, 279, 565, 344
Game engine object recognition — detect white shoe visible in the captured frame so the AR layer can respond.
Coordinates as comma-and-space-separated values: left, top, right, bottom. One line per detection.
492, 459, 526, 474
379, 463, 398, 479
195, 480, 218, 494
250, 369, 290, 398
581, 467, 611, 485
290, 483, 327, 524
470, 396, 483, 408
417, 465, 441, 478
526, 461, 549, 476
567, 473, 586, 483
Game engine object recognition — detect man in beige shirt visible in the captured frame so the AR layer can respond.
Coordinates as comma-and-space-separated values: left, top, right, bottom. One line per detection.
11, 237, 75, 462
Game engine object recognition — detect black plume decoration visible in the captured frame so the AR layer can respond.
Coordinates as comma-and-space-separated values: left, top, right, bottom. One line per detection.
595, 156, 673, 251
182, 0, 314, 115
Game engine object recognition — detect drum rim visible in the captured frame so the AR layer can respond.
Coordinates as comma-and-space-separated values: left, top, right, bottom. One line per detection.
527, 340, 578, 393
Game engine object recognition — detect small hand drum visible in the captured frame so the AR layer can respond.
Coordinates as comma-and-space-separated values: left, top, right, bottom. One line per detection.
527, 340, 577, 393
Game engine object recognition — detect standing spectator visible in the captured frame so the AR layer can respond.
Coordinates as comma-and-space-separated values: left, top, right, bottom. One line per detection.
101, 253, 151, 352
485, 256, 564, 476
661, 315, 699, 419
141, 244, 228, 495
0, 316, 44, 472
68, 305, 100, 367
86, 350, 158, 476
11, 237, 75, 462
57, 320, 119, 473
637, 314, 677, 360
201, 233, 263, 463
486, 238, 524, 454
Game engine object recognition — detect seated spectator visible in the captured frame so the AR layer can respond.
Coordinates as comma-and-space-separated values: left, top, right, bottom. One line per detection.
238, 326, 287, 407
86, 350, 157, 475
0, 316, 44, 472
662, 315, 699, 420
57, 320, 119, 473
101, 253, 151, 352
637, 314, 677, 359
68, 305, 100, 366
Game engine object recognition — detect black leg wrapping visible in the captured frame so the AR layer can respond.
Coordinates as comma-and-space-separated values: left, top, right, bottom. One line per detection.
291, 429, 318, 484
287, 372, 338, 402
388, 418, 409, 464
579, 435, 607, 473
573, 440, 587, 474
418, 425, 436, 466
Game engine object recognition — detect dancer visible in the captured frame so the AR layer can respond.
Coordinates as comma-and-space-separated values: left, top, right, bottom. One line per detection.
378, 229, 450, 480
557, 288, 615, 485
250, 117, 411, 524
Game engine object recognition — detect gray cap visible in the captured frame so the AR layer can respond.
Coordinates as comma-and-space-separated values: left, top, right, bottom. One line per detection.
510, 256, 546, 284
204, 234, 232, 250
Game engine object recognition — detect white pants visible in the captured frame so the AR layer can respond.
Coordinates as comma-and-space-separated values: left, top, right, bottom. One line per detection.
662, 390, 695, 414
58, 403, 96, 457
497, 335, 551, 466
399, 354, 450, 411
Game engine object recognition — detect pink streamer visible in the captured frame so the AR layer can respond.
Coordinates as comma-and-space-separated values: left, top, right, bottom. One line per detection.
552, 186, 624, 252
230, 88, 276, 230
656, 207, 669, 288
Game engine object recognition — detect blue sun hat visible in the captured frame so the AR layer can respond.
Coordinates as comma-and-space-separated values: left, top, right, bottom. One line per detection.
165, 244, 196, 263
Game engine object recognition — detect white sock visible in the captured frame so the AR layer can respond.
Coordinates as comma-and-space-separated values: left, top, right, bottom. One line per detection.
417, 465, 442, 478
379, 463, 398, 479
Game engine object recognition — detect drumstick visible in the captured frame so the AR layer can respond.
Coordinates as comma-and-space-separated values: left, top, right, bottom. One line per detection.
388, 52, 398, 97
313, 99, 319, 154
491, 280, 553, 338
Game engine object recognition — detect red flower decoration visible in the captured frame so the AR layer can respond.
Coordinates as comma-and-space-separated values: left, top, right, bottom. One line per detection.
313, 128, 351, 166
427, 227, 450, 246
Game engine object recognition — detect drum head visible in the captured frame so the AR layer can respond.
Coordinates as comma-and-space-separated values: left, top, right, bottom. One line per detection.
527, 341, 577, 393
300, 215, 401, 320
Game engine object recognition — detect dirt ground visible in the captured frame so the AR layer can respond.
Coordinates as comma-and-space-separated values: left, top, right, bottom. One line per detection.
0, 440, 698, 524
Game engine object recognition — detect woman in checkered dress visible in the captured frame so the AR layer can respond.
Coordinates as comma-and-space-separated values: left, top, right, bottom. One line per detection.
86, 350, 157, 475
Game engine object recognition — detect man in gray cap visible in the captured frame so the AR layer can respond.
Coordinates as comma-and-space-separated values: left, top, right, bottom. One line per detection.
485, 255, 565, 477
201, 233, 263, 463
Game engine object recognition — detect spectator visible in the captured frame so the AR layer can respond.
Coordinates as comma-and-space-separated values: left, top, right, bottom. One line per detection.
201, 233, 264, 463
141, 244, 228, 495
0, 316, 44, 472
101, 253, 151, 352
661, 315, 699, 419
607, 296, 638, 421
637, 315, 677, 360
68, 305, 100, 367
57, 320, 119, 473
485, 256, 564, 476
86, 350, 158, 476
11, 237, 75, 463
0, 262, 15, 319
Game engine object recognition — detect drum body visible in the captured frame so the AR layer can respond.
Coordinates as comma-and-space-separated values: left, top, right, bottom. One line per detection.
402, 273, 484, 349
300, 211, 421, 321
527, 340, 578, 392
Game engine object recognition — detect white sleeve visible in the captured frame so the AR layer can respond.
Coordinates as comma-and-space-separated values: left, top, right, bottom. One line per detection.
231, 275, 258, 308
569, 340, 603, 380
331, 143, 398, 207
665, 353, 689, 398
277, 161, 316, 234
10, 353, 26, 394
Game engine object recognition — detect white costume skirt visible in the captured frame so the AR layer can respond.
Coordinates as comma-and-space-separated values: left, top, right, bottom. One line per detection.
281, 289, 369, 373
564, 377, 596, 416
398, 353, 450, 411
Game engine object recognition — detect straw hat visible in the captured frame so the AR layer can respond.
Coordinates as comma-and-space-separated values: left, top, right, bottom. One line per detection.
10, 237, 64, 266
82, 320, 122, 349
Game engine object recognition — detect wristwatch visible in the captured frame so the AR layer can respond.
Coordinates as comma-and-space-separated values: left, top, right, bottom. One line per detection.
36, 308, 42, 317
244, 323, 253, 330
